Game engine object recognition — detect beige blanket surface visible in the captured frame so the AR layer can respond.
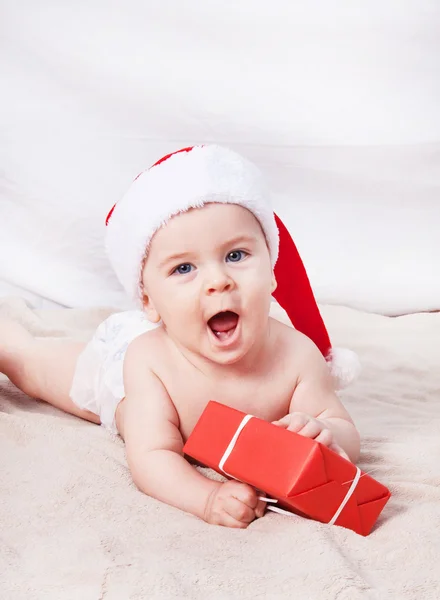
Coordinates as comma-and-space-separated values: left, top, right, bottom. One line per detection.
1, 297, 439, 600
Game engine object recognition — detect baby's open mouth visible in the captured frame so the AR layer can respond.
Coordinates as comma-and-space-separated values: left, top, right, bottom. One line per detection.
207, 311, 239, 341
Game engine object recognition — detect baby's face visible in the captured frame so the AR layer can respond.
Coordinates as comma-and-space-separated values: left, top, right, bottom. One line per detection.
142, 203, 276, 365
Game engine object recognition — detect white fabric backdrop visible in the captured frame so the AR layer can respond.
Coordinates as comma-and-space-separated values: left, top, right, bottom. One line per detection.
1, 1, 439, 313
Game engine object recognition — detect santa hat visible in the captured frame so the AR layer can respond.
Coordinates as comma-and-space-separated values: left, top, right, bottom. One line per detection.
105, 145, 360, 389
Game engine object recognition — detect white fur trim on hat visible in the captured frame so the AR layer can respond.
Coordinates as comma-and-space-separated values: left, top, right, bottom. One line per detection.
105, 145, 279, 304
327, 348, 362, 390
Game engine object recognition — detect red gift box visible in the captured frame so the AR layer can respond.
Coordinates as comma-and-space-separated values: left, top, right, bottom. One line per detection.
183, 401, 391, 535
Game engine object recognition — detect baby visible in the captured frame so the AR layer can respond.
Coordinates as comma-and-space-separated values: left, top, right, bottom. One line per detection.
0, 145, 360, 529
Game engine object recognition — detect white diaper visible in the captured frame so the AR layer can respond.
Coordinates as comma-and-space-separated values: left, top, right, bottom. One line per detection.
69, 310, 157, 434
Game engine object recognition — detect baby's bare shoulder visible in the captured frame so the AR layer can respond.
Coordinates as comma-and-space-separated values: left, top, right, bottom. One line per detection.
269, 317, 322, 363
124, 326, 168, 370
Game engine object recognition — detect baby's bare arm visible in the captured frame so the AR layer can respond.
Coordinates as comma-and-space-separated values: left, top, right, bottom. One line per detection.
121, 342, 219, 520
121, 340, 263, 527
288, 336, 360, 462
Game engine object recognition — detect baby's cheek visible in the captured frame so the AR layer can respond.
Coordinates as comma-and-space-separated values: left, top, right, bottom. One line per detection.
248, 278, 274, 306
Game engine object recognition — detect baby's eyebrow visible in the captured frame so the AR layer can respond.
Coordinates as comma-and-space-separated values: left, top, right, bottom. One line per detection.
158, 252, 192, 269
223, 235, 257, 248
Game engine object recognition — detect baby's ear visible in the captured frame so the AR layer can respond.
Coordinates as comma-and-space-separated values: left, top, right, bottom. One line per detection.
271, 272, 277, 294
142, 293, 161, 324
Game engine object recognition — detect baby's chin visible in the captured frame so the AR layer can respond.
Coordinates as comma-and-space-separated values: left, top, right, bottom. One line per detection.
204, 335, 264, 367
200, 341, 246, 366
205, 350, 248, 367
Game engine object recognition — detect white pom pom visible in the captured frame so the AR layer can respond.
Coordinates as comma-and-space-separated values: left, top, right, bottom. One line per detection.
327, 347, 361, 390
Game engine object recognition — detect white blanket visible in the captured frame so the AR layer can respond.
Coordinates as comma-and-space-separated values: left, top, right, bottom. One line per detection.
1, 297, 439, 599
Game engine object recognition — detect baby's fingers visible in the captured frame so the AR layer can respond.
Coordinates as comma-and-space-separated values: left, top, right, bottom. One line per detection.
273, 412, 309, 433
295, 418, 326, 439
315, 428, 334, 446
271, 415, 291, 428
315, 430, 349, 460
329, 442, 350, 461
224, 497, 256, 525
255, 494, 268, 518
219, 513, 250, 529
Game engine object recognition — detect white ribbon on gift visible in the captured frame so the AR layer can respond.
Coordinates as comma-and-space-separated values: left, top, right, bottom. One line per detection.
218, 414, 362, 525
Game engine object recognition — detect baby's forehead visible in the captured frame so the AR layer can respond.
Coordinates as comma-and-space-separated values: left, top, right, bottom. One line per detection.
160, 203, 260, 236
146, 202, 265, 257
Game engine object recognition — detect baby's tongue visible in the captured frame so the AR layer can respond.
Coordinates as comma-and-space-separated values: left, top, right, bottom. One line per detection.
208, 311, 238, 336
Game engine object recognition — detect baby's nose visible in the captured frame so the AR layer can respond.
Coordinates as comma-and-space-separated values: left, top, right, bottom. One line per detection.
205, 268, 234, 295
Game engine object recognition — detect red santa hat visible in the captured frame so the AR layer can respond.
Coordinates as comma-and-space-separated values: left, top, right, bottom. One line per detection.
105, 145, 360, 388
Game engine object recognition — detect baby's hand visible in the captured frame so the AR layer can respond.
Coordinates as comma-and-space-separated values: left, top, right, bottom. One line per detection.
272, 412, 349, 460
204, 480, 266, 529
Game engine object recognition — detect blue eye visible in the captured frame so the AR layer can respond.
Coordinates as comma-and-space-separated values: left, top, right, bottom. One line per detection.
173, 263, 194, 275
226, 250, 247, 263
